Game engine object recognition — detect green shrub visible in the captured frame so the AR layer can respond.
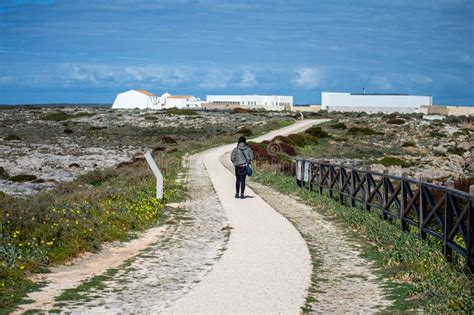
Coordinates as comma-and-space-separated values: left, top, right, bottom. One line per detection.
42, 111, 72, 121
447, 146, 466, 156
401, 141, 416, 147
0, 167, 9, 179
64, 128, 74, 134
387, 118, 405, 125
164, 108, 198, 116
4, 134, 21, 141
347, 126, 377, 136
305, 126, 329, 138
9, 174, 37, 182
236, 127, 253, 137
370, 156, 411, 168
329, 122, 347, 129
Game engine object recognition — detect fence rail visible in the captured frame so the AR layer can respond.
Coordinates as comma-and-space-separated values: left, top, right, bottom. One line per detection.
296, 159, 474, 270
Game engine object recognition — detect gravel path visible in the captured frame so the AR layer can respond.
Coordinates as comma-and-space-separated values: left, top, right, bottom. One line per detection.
166, 120, 322, 313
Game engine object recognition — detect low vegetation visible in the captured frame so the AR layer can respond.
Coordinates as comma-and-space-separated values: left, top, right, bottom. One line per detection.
252, 170, 473, 313
0, 107, 296, 313
369, 156, 411, 168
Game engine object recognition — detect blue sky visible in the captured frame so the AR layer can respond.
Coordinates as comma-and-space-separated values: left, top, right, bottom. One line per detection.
0, 0, 473, 105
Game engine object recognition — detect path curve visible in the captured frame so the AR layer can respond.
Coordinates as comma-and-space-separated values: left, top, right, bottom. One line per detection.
166, 119, 326, 313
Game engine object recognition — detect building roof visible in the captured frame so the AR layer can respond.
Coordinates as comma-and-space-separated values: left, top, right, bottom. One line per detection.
134, 89, 156, 96
350, 93, 410, 96
168, 95, 193, 99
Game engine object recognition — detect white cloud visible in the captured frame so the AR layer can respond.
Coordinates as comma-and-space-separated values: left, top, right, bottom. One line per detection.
370, 75, 393, 91
292, 67, 323, 89
239, 70, 257, 87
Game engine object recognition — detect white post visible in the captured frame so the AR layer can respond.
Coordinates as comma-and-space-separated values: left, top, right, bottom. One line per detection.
144, 151, 163, 200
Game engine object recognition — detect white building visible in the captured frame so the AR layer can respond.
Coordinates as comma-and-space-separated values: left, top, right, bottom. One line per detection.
112, 90, 203, 110
321, 92, 433, 114
112, 89, 160, 109
206, 95, 293, 111
161, 93, 202, 109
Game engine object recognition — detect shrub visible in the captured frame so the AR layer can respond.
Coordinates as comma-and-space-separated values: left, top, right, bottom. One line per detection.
305, 126, 329, 138
0, 167, 9, 179
330, 122, 347, 129
164, 108, 198, 116
387, 118, 405, 125
9, 174, 38, 182
347, 126, 377, 136
232, 107, 254, 114
161, 136, 177, 144
369, 156, 411, 168
401, 141, 416, 147
4, 134, 21, 141
64, 128, 74, 134
447, 146, 466, 156
236, 127, 253, 137
42, 111, 72, 121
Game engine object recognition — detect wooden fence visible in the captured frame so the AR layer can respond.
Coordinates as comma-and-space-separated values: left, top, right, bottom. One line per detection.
296, 159, 474, 270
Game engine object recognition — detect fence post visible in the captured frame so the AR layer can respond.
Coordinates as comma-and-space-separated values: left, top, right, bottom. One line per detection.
328, 165, 333, 198
400, 173, 408, 231
339, 164, 344, 205
419, 177, 427, 240
350, 169, 356, 207
364, 166, 371, 211
444, 180, 455, 262
468, 185, 474, 272
318, 161, 323, 195
381, 170, 388, 219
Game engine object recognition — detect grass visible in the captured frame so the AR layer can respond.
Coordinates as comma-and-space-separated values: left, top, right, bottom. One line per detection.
369, 156, 411, 168
252, 171, 473, 313
163, 108, 198, 116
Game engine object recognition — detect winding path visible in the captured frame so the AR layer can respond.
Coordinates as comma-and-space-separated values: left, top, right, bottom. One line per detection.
166, 119, 325, 313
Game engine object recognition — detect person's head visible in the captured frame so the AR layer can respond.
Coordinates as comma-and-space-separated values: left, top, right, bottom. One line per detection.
238, 136, 247, 145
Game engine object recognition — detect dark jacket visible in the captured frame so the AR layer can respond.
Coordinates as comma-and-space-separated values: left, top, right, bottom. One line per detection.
231, 142, 254, 166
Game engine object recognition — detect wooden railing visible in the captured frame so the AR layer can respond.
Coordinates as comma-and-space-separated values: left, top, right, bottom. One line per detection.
296, 159, 474, 270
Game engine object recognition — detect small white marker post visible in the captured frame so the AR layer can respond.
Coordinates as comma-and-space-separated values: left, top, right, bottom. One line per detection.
144, 151, 163, 200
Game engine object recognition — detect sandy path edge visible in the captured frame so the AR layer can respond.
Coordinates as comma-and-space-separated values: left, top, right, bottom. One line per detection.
14, 219, 170, 313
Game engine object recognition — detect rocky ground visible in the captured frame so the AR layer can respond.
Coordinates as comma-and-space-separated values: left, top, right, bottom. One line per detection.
300, 113, 473, 187
0, 106, 292, 196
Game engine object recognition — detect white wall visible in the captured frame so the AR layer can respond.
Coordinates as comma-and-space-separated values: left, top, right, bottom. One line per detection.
112, 90, 160, 109
206, 95, 293, 111
322, 91, 432, 113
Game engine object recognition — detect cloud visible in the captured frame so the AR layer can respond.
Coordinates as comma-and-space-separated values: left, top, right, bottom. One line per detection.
292, 67, 323, 89
370, 75, 393, 91
239, 70, 257, 87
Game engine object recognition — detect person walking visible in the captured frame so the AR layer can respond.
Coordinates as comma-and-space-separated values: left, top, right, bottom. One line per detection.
230, 136, 254, 199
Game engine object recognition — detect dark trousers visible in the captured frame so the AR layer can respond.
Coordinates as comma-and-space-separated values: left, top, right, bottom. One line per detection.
235, 165, 247, 195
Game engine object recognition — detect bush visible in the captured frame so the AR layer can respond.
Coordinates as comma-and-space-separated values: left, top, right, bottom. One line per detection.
64, 128, 74, 134
330, 122, 347, 129
164, 108, 198, 116
401, 141, 416, 147
42, 111, 72, 121
447, 146, 466, 156
161, 136, 177, 144
9, 174, 37, 182
387, 118, 405, 125
347, 126, 377, 136
305, 126, 329, 138
4, 134, 21, 141
236, 127, 253, 137
0, 167, 9, 179
370, 156, 411, 168
232, 107, 254, 114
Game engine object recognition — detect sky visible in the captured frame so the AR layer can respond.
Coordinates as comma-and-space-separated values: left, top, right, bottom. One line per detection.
0, 0, 473, 105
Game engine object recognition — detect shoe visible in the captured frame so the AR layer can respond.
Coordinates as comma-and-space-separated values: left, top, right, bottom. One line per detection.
235, 194, 239, 198
240, 194, 244, 199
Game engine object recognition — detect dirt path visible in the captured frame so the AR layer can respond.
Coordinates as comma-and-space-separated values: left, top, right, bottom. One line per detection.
166, 120, 323, 313
219, 155, 393, 313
